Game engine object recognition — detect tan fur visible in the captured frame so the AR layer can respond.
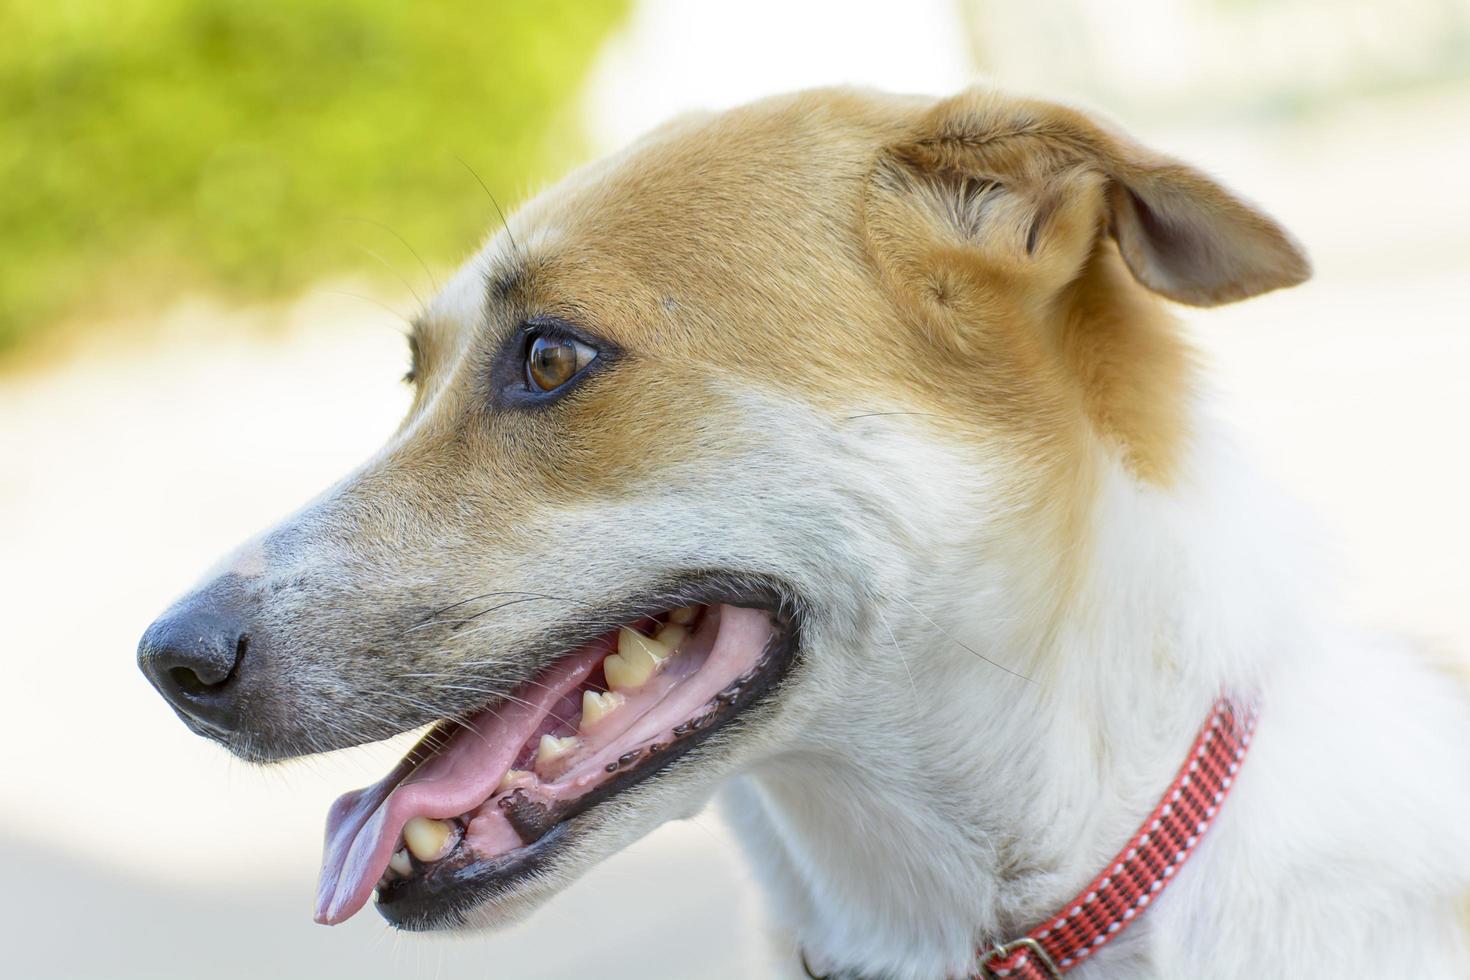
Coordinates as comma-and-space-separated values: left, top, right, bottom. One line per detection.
430, 86, 1266, 497
1054, 244, 1197, 483
439, 86, 1293, 495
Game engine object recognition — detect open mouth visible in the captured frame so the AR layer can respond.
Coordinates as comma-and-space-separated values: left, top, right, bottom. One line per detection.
313, 595, 797, 929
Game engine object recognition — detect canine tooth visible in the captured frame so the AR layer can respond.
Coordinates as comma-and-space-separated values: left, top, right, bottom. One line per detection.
498, 768, 531, 792
668, 606, 698, 625
536, 733, 577, 767
605, 628, 669, 690
581, 690, 625, 729
402, 817, 453, 862
604, 651, 653, 690
654, 622, 688, 650
389, 848, 413, 876
618, 626, 671, 663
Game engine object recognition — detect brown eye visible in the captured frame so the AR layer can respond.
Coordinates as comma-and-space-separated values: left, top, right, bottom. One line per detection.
526, 333, 596, 392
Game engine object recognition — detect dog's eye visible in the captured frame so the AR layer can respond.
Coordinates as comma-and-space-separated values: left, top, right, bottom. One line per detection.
526, 333, 596, 392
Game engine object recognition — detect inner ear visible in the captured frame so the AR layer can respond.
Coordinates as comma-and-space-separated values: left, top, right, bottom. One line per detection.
1106, 167, 1312, 307
1110, 186, 1217, 299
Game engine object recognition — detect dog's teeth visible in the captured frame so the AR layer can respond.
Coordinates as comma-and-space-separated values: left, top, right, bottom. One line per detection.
603, 651, 652, 690
498, 768, 531, 792
654, 622, 688, 650
389, 848, 413, 876
580, 690, 625, 729
536, 733, 577, 768
619, 626, 672, 663
402, 817, 453, 862
604, 628, 669, 690
668, 605, 699, 625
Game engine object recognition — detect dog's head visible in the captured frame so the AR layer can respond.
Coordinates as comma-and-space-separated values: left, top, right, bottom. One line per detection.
137, 87, 1307, 930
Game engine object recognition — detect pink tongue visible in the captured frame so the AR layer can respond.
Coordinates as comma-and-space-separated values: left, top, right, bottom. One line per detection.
312, 637, 610, 925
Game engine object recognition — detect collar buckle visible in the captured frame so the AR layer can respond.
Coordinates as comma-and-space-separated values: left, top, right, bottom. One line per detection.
977, 937, 1061, 979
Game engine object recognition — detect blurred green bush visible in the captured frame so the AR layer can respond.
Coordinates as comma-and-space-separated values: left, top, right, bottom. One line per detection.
0, 0, 628, 352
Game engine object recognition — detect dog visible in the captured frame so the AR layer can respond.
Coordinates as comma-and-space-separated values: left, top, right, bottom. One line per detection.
138, 86, 1470, 978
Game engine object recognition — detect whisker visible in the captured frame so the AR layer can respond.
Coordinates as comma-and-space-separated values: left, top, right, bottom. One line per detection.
364, 689, 496, 751
405, 590, 589, 635
338, 216, 439, 296
889, 593, 1036, 685
323, 288, 413, 326
454, 154, 522, 261
840, 410, 970, 425
405, 594, 573, 635
430, 683, 581, 730
352, 242, 425, 311
873, 604, 921, 709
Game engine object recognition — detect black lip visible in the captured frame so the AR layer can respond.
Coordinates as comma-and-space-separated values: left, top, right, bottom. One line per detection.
374, 588, 801, 930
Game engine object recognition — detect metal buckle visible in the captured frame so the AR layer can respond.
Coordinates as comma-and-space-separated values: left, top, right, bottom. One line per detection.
977, 937, 1062, 979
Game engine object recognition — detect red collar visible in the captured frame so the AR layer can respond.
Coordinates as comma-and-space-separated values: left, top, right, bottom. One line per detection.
975, 695, 1258, 978
801, 695, 1259, 980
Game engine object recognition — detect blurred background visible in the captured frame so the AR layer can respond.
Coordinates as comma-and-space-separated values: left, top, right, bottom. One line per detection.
3, 0, 1468, 976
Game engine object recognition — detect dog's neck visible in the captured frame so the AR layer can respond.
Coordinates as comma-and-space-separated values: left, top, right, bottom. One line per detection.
727, 436, 1307, 979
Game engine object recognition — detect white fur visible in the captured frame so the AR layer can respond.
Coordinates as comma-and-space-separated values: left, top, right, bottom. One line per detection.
705, 400, 1470, 978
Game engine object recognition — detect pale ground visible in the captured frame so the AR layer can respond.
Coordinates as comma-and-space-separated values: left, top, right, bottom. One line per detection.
2, 80, 1467, 980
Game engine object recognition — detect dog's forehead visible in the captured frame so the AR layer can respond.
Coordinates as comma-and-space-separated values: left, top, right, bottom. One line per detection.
425, 89, 927, 354
410, 87, 1082, 450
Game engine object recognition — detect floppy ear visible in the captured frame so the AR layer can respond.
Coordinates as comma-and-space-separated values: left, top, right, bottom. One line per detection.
866, 89, 1311, 308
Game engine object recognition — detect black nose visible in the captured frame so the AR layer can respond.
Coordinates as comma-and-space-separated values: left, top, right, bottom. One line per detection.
138, 603, 250, 735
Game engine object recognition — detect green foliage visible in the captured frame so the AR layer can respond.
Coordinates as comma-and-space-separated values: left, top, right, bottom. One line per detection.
0, 0, 629, 351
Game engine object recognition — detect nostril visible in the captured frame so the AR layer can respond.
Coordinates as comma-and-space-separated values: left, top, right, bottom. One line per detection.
229, 632, 249, 681
169, 665, 219, 696
167, 633, 247, 696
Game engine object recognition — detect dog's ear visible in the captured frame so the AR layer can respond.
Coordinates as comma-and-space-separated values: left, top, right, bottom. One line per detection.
864, 89, 1310, 309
